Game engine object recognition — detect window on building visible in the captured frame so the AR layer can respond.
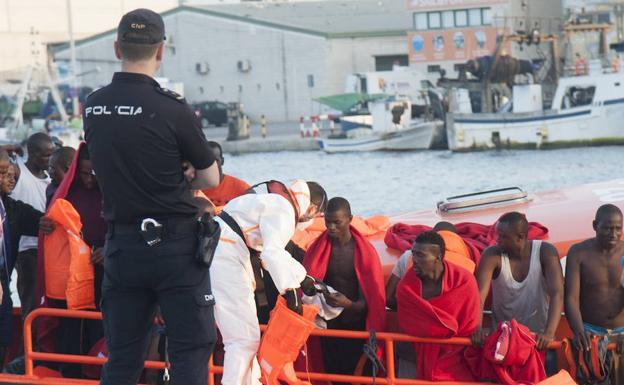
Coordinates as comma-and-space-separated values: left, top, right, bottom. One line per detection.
276, 83, 280, 91
307, 75, 315, 88
427, 65, 441, 73
238, 85, 243, 93
454, 10, 468, 27
375, 55, 409, 71
219, 85, 224, 94
482, 8, 492, 25
428, 12, 441, 29
442, 11, 454, 28
414, 13, 428, 30
469, 8, 482, 26
257, 83, 261, 91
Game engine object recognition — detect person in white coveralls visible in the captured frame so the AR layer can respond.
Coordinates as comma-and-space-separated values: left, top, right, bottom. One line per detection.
211, 179, 327, 385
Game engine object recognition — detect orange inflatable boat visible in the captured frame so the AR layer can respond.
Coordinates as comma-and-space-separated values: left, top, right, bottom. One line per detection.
1, 179, 622, 384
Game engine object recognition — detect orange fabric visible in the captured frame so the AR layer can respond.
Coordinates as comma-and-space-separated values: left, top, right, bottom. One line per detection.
43, 199, 95, 310
201, 174, 250, 207
257, 296, 318, 385
438, 230, 476, 273
537, 370, 576, 385
291, 215, 390, 250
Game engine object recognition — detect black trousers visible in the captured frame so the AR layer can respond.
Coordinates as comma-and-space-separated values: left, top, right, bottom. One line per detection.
99, 230, 216, 385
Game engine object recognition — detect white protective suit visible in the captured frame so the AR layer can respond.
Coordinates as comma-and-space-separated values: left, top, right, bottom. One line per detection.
211, 179, 310, 385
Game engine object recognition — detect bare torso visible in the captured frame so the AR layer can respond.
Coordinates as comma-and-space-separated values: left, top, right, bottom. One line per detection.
325, 239, 358, 301
576, 239, 624, 328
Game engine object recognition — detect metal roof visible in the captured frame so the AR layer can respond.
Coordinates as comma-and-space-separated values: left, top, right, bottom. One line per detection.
53, 0, 409, 54
188, 0, 411, 37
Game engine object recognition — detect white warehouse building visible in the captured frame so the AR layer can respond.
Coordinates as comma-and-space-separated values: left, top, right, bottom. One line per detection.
52, 0, 411, 122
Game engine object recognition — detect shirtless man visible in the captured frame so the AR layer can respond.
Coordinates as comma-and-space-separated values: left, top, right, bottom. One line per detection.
472, 212, 564, 350
565, 204, 624, 383
303, 197, 385, 380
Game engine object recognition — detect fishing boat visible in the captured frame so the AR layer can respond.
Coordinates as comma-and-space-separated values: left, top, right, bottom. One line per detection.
446, 65, 624, 151
0, 179, 620, 384
318, 95, 446, 153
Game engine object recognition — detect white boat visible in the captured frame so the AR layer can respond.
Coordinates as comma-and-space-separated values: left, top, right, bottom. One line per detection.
319, 120, 445, 153
318, 96, 446, 153
447, 58, 624, 151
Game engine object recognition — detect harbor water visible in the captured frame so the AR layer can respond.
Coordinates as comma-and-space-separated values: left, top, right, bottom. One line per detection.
225, 146, 624, 216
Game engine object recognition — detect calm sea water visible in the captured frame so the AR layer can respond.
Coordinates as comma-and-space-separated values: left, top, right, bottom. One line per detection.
225, 146, 624, 216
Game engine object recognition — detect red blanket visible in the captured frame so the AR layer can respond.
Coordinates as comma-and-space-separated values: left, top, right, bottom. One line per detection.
299, 226, 386, 382
384, 221, 549, 264
397, 261, 480, 381
465, 319, 546, 385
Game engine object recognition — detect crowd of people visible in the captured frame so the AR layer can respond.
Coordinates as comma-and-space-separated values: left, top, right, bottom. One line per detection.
0, 129, 621, 385
0, 8, 622, 385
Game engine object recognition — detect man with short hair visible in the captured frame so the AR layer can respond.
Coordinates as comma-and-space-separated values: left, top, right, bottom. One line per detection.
201, 141, 250, 207
83, 8, 220, 385
472, 212, 564, 351
565, 204, 624, 384
11, 132, 54, 319
46, 146, 76, 206
303, 197, 386, 381
0, 149, 54, 367
386, 221, 475, 310
397, 231, 481, 381
212, 179, 326, 385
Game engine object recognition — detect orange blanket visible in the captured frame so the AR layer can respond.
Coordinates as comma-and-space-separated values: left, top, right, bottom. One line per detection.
292, 215, 389, 250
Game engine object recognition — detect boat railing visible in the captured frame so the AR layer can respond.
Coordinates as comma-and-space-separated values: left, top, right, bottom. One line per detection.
0, 307, 591, 385
437, 187, 530, 214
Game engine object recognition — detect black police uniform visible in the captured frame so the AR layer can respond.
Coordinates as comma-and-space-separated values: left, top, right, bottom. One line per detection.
83, 43, 217, 385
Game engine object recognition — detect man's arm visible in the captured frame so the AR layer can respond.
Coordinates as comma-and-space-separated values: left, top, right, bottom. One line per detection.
471, 247, 500, 346
189, 163, 220, 190
385, 274, 400, 310
564, 244, 590, 351
325, 288, 367, 321
177, 106, 219, 189
538, 242, 564, 349
258, 197, 307, 294
386, 252, 410, 310
10, 199, 44, 237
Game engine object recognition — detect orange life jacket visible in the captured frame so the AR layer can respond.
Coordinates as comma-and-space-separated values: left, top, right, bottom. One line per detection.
43, 198, 95, 310
438, 230, 477, 273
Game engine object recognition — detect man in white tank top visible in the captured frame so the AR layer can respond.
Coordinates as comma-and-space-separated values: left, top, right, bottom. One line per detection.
471, 212, 564, 351
10, 133, 53, 319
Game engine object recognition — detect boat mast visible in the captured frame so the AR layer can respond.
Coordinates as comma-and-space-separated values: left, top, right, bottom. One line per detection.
66, 0, 79, 119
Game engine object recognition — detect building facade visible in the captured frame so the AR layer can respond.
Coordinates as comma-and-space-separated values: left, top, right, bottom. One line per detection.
406, 0, 564, 78
53, 1, 411, 122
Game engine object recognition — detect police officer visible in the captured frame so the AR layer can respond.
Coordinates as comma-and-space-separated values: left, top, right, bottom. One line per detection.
83, 9, 220, 385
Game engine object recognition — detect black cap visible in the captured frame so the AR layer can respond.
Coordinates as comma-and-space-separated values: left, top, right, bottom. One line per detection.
117, 8, 166, 45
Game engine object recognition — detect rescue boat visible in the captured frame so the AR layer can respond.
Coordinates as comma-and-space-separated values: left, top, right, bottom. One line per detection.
0, 179, 621, 384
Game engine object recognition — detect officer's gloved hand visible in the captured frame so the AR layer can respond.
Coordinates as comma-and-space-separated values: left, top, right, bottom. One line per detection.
300, 276, 316, 297
283, 289, 303, 315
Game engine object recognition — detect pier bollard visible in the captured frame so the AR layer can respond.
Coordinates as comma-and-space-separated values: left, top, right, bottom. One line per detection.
300, 117, 305, 138
261, 115, 267, 138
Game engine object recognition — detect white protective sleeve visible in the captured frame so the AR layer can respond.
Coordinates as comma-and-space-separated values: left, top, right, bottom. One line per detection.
258, 200, 307, 294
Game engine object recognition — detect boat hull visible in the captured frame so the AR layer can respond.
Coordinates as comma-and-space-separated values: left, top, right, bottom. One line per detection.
447, 101, 624, 151
319, 120, 445, 153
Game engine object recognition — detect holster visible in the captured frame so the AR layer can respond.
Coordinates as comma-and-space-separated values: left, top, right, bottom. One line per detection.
195, 213, 221, 268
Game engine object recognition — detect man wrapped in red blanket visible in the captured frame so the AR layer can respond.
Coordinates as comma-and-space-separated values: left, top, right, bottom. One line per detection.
397, 231, 481, 381
302, 197, 385, 383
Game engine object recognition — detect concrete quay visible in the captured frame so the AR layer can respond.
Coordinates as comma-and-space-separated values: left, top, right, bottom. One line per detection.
204, 120, 321, 154
220, 135, 320, 154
